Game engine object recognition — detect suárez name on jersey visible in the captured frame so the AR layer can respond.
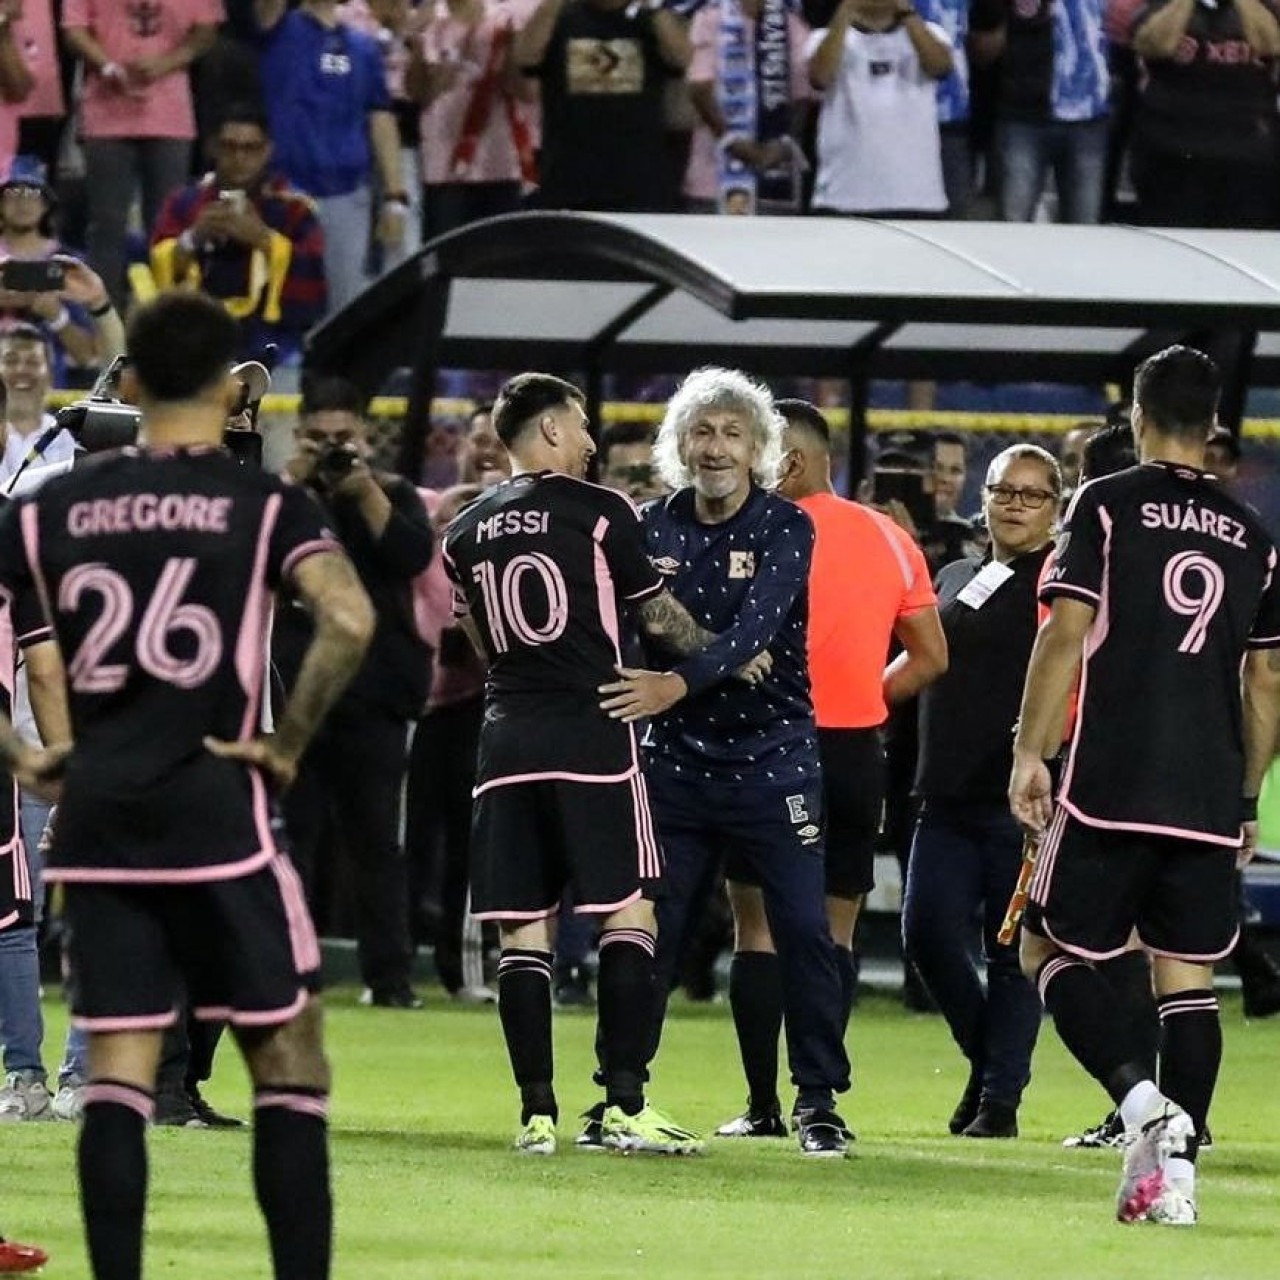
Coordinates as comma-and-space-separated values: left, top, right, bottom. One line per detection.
1140, 501, 1248, 549
475, 511, 549, 543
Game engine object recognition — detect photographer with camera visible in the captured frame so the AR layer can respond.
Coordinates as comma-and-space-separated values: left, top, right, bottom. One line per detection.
276, 375, 434, 1009
151, 106, 327, 368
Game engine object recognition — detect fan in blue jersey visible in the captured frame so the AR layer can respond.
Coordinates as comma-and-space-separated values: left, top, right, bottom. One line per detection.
1010, 346, 1280, 1227
599, 367, 853, 1157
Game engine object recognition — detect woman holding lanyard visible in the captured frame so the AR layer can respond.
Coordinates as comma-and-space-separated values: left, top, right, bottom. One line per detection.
902, 444, 1062, 1139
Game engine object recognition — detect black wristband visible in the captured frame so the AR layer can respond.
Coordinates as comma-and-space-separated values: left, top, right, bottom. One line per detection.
88, 298, 114, 317
1242, 795, 1259, 823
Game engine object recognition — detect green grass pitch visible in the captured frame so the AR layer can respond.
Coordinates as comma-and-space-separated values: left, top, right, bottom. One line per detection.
7, 987, 1279, 1278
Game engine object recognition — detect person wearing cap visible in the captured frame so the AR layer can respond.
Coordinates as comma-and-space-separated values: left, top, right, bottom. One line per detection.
0, 157, 123, 375
151, 104, 328, 366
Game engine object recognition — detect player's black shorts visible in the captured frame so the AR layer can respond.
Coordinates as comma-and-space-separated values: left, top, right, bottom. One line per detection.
1025, 810, 1239, 962
815, 727, 884, 898
62, 855, 321, 1030
469, 773, 663, 919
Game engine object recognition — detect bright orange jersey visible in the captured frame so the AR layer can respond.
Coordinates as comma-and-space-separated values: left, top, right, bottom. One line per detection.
800, 492, 936, 729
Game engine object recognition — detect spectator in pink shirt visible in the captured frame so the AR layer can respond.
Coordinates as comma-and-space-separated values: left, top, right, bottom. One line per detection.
407, 0, 539, 240
62, 0, 223, 309
12, 0, 64, 172
0, 1, 34, 178
685, 0, 811, 214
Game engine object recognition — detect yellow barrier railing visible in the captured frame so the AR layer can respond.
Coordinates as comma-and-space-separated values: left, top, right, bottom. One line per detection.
45, 390, 1280, 439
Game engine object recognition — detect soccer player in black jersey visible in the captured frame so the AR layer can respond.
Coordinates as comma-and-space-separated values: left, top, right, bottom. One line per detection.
0, 292, 375, 1280
443, 373, 718, 1156
1010, 346, 1280, 1227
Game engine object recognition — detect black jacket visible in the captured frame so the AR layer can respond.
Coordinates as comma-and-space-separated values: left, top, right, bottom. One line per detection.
915, 543, 1054, 802
273, 473, 434, 721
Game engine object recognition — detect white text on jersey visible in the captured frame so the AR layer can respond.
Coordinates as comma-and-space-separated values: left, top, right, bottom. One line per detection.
1139, 502, 1248, 550
475, 511, 550, 543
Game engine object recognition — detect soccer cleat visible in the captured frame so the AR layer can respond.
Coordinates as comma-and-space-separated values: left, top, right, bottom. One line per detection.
186, 1086, 245, 1129
574, 1101, 607, 1151
514, 1114, 557, 1156
1116, 1098, 1196, 1223
359, 986, 424, 1010
796, 1109, 853, 1159
155, 1090, 207, 1128
0, 1236, 48, 1273
601, 1103, 704, 1155
1146, 1178, 1197, 1227
51, 1076, 85, 1123
714, 1106, 788, 1138
1063, 1109, 1126, 1149
0, 1072, 53, 1123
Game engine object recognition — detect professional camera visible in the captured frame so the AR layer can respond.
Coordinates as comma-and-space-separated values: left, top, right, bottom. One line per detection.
54, 354, 274, 462
313, 442, 361, 482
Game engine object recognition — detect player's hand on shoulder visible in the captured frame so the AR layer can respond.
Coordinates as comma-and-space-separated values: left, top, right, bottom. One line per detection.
1239, 819, 1259, 870
1008, 749, 1053, 835
733, 650, 772, 685
204, 734, 299, 791
598, 666, 688, 722
11, 743, 71, 803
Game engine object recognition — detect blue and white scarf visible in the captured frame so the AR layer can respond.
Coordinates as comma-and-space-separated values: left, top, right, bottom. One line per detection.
714, 0, 800, 213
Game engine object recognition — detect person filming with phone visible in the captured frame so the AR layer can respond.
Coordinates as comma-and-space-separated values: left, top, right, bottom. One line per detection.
0, 158, 124, 377
151, 106, 328, 366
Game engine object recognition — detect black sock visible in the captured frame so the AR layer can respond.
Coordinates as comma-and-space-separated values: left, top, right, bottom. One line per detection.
79, 1081, 153, 1280
1157, 989, 1221, 1163
596, 929, 655, 1114
835, 946, 856, 1036
1098, 949, 1159, 1078
253, 1089, 332, 1280
729, 951, 783, 1114
1037, 955, 1146, 1105
497, 948, 557, 1123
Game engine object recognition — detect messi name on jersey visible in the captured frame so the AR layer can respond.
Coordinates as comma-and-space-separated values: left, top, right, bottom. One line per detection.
475, 510, 550, 543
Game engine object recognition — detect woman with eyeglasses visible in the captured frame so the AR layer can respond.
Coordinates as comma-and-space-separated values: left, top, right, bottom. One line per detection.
901, 443, 1062, 1139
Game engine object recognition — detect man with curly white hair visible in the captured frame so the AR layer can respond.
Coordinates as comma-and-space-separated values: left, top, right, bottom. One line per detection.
599, 367, 853, 1156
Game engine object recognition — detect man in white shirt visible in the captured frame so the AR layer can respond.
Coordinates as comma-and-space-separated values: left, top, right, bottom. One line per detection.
806, 0, 951, 215
0, 325, 76, 491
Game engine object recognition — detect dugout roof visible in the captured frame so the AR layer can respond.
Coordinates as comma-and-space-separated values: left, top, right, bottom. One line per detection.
305, 212, 1280, 473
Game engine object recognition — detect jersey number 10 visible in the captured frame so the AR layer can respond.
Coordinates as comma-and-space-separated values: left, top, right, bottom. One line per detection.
472, 554, 569, 654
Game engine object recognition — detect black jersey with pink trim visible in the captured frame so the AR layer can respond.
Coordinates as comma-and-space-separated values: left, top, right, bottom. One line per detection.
441, 471, 663, 785
0, 448, 342, 882
0, 542, 53, 929
1041, 461, 1280, 843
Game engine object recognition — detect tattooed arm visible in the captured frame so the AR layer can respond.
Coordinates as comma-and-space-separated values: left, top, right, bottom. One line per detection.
635, 588, 715, 656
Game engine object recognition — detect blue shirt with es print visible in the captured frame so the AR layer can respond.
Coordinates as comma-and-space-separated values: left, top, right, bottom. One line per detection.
256, 9, 391, 198
639, 484, 820, 785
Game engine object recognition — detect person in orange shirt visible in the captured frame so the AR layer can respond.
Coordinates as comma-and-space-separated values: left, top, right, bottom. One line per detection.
715, 398, 948, 1138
